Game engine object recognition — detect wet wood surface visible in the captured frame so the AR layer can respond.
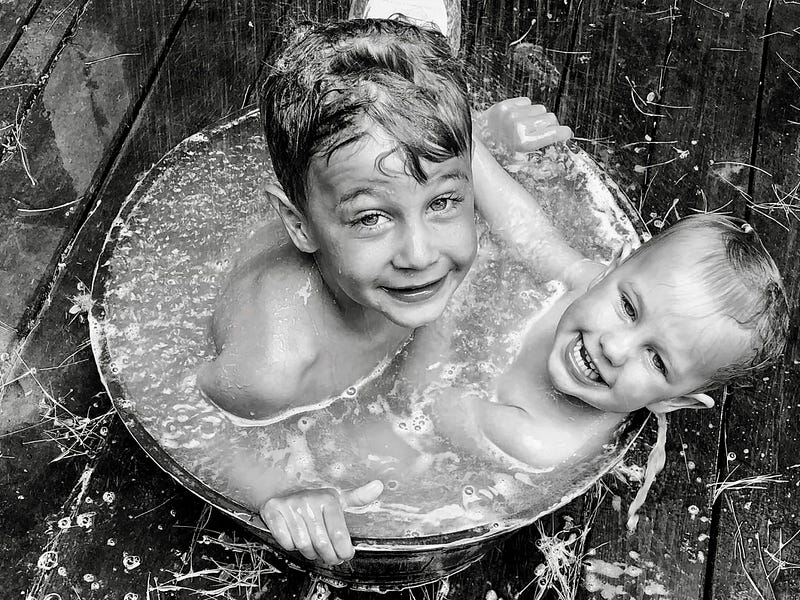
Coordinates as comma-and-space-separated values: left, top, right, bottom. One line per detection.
1, 1, 798, 598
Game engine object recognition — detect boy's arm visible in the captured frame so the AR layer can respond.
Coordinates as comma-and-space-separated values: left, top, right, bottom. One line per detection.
471, 98, 586, 282
260, 480, 384, 565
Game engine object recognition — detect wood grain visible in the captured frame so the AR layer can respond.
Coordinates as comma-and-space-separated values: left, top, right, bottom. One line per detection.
708, 0, 800, 597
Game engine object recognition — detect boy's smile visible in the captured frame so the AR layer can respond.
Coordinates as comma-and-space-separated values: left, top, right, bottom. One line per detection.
297, 128, 477, 330
548, 238, 752, 413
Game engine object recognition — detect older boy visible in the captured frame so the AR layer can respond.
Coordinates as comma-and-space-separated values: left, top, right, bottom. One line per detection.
197, 19, 570, 564
197, 21, 570, 426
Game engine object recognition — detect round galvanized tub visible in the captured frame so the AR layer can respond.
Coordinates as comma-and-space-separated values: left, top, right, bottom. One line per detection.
89, 108, 647, 592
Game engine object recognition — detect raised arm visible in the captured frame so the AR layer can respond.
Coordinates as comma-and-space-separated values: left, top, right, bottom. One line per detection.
471, 98, 587, 283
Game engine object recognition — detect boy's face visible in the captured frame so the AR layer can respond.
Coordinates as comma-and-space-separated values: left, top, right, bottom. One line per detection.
299, 129, 477, 329
547, 237, 752, 413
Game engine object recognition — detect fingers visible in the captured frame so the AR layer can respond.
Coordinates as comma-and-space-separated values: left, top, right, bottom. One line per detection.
481, 99, 571, 152
260, 490, 357, 565
341, 479, 384, 507
261, 499, 295, 550
515, 124, 574, 152
322, 502, 355, 562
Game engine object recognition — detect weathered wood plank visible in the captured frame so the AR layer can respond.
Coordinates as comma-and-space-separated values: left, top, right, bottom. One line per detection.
463, 0, 580, 109
644, 0, 771, 221
0, 0, 190, 356
0, 0, 192, 595
708, 0, 800, 596
0, 0, 41, 65
560, 2, 769, 599
558, 0, 676, 220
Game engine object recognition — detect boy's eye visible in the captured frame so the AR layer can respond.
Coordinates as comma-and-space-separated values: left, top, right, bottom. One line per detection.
620, 295, 636, 319
429, 195, 462, 213
360, 214, 380, 226
353, 212, 387, 228
651, 352, 667, 376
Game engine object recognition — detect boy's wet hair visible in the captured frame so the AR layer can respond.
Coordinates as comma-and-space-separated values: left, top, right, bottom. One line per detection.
630, 213, 789, 388
259, 18, 472, 212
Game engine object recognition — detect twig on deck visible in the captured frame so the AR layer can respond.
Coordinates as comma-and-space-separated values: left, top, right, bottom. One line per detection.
149, 528, 280, 599
692, 0, 729, 16
776, 53, 800, 75
728, 497, 769, 600
0, 83, 38, 90
763, 527, 800, 581
717, 175, 752, 201
17, 199, 81, 214
708, 471, 787, 504
46, 0, 79, 33
620, 139, 677, 149
509, 18, 536, 48
84, 52, 141, 66
0, 97, 36, 186
625, 77, 665, 118
11, 351, 113, 462
712, 161, 773, 177
517, 486, 605, 600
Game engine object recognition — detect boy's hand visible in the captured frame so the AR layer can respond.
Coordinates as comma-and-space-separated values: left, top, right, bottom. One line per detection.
260, 480, 384, 565
478, 97, 573, 152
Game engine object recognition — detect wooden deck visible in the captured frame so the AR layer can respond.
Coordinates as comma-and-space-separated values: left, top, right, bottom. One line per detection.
1, 1, 798, 598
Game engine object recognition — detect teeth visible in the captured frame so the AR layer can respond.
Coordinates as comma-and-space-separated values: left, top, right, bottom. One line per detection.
573, 336, 602, 383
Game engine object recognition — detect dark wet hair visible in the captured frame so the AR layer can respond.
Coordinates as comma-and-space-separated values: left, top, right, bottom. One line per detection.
259, 18, 472, 212
628, 213, 789, 387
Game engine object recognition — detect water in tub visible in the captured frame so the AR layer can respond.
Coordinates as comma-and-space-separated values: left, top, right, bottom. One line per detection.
96, 118, 638, 538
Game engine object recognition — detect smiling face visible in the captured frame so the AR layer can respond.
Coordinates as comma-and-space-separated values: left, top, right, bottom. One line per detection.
548, 237, 754, 413
290, 128, 477, 329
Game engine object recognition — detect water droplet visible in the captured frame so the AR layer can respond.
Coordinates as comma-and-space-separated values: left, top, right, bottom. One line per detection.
123, 554, 141, 570
37, 551, 59, 570
76, 512, 96, 528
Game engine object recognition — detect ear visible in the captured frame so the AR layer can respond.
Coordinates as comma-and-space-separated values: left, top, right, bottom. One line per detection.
266, 183, 318, 253
648, 393, 715, 414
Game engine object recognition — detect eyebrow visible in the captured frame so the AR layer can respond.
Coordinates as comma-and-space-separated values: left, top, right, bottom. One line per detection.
336, 169, 470, 207
338, 185, 382, 206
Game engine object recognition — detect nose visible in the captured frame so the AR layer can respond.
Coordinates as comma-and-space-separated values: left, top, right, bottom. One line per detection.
393, 221, 438, 271
599, 330, 634, 367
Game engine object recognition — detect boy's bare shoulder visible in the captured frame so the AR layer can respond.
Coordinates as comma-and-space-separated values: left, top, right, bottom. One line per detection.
199, 245, 330, 422
214, 243, 323, 337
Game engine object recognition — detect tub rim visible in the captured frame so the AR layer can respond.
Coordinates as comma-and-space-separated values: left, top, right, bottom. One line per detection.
88, 105, 650, 551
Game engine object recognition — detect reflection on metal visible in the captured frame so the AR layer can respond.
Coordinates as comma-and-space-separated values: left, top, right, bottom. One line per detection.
89, 109, 647, 591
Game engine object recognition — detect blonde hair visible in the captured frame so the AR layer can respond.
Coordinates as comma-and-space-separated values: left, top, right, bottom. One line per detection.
626, 214, 789, 387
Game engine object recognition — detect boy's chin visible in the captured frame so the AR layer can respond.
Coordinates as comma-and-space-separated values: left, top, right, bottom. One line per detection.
384, 308, 443, 330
